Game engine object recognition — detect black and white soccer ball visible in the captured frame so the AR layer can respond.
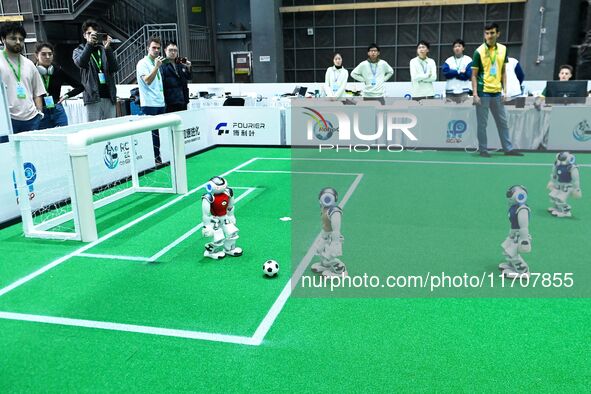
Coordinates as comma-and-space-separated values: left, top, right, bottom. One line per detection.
263, 260, 279, 277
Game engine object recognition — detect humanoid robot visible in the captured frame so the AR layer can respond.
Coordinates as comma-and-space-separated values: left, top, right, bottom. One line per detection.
201, 176, 242, 260
311, 187, 347, 277
500, 185, 531, 279
547, 152, 582, 218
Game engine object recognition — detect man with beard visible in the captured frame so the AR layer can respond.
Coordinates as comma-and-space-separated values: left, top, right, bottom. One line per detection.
0, 22, 46, 138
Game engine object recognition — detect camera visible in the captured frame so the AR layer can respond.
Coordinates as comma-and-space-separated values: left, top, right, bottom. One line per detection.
96, 33, 108, 41
175, 57, 188, 64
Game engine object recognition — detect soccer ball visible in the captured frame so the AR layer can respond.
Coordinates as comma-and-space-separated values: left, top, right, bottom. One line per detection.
263, 260, 279, 277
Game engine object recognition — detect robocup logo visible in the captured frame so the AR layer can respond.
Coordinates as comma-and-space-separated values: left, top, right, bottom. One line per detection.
572, 120, 591, 142
103, 140, 142, 170
302, 107, 418, 152
446, 120, 468, 143
12, 162, 37, 204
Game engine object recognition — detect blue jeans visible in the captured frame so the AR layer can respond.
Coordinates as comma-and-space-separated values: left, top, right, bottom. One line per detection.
11, 114, 42, 134
141, 106, 166, 163
475, 93, 513, 152
39, 103, 69, 130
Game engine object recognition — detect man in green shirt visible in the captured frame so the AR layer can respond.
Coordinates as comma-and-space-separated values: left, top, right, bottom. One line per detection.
471, 23, 523, 157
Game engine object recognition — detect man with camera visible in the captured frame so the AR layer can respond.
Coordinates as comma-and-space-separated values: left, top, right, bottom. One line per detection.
160, 41, 192, 113
72, 19, 119, 121
136, 36, 166, 164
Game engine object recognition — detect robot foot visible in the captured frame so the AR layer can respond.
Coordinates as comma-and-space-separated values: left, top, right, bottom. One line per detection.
321, 261, 348, 277
547, 207, 557, 214
224, 247, 243, 257
311, 262, 331, 274
498, 262, 513, 271
502, 267, 529, 279
204, 250, 226, 260
551, 210, 572, 218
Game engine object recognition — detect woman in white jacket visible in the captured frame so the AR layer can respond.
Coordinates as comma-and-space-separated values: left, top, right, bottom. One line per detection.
324, 53, 349, 97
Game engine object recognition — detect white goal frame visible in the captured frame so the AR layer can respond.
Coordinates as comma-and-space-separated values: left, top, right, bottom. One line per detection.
10, 114, 187, 242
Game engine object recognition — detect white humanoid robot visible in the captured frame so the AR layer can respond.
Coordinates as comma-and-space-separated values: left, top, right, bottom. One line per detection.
500, 185, 532, 279
311, 187, 347, 277
547, 151, 582, 218
201, 176, 242, 260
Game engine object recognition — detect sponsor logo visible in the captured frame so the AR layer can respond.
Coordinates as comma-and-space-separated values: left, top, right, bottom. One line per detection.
446, 120, 467, 143
12, 162, 37, 203
573, 120, 591, 142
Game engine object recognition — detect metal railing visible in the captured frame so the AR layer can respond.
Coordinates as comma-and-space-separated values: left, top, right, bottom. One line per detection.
114, 23, 178, 84
188, 24, 212, 63
38, 0, 85, 14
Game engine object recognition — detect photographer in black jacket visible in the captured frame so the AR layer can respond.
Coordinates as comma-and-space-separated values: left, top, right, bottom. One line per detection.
160, 41, 191, 112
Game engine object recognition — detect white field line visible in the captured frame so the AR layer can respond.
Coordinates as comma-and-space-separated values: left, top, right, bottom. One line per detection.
0, 311, 258, 346
235, 170, 362, 176
250, 173, 364, 345
0, 158, 258, 298
256, 157, 591, 167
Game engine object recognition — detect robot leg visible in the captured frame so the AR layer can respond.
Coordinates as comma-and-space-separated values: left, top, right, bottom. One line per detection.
221, 220, 242, 256
204, 227, 226, 260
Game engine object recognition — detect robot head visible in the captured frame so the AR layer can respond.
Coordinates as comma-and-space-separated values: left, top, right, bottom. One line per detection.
556, 151, 576, 165
205, 176, 227, 194
319, 187, 338, 208
506, 185, 528, 205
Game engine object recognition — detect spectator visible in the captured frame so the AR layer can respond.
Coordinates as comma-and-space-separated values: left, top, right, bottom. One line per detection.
0, 22, 46, 137
324, 52, 349, 98
35, 42, 84, 129
442, 39, 472, 103
73, 19, 118, 121
540, 64, 574, 97
471, 22, 522, 157
136, 36, 166, 163
410, 40, 437, 100
504, 57, 525, 100
351, 43, 393, 99
160, 41, 191, 112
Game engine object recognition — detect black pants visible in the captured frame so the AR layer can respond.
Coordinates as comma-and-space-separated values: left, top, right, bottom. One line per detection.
166, 103, 188, 113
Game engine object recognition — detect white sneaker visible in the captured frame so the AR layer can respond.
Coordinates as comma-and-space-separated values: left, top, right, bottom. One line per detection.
551, 210, 572, 218
322, 261, 348, 277
204, 250, 225, 260
224, 247, 243, 257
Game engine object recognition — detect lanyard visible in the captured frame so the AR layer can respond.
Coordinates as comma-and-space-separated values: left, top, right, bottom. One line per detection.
487, 45, 498, 66
147, 56, 161, 81
453, 56, 463, 71
419, 58, 428, 74
333, 67, 340, 84
43, 75, 51, 90
369, 61, 378, 78
3, 50, 21, 83
91, 50, 102, 70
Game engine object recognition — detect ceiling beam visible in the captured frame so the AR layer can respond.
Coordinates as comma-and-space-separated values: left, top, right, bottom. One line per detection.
280, 0, 527, 13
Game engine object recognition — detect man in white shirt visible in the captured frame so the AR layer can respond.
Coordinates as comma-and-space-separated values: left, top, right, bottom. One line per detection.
351, 43, 393, 100
442, 39, 472, 103
136, 36, 166, 164
0, 22, 46, 139
410, 40, 437, 100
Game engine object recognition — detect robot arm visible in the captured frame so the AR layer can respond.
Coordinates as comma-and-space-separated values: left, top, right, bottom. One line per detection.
226, 189, 236, 224
327, 208, 344, 257
571, 166, 583, 198
547, 166, 558, 190
201, 196, 215, 237
517, 208, 531, 253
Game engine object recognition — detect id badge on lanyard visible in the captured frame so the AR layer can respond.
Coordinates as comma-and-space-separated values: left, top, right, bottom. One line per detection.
44, 96, 55, 109
98, 72, 107, 84
16, 83, 26, 99
490, 64, 497, 77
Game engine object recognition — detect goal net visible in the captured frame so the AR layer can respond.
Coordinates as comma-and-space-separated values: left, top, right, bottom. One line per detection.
10, 114, 187, 242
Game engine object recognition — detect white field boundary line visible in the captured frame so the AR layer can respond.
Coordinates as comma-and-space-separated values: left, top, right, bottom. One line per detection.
251, 172, 364, 345
76, 187, 258, 263
256, 157, 591, 168
0, 157, 257, 298
235, 170, 363, 176
0, 311, 258, 346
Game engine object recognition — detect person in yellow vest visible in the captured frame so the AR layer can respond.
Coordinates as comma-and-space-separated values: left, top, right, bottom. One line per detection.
471, 23, 523, 157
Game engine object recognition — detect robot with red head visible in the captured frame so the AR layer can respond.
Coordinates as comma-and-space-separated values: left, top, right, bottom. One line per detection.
201, 176, 242, 260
